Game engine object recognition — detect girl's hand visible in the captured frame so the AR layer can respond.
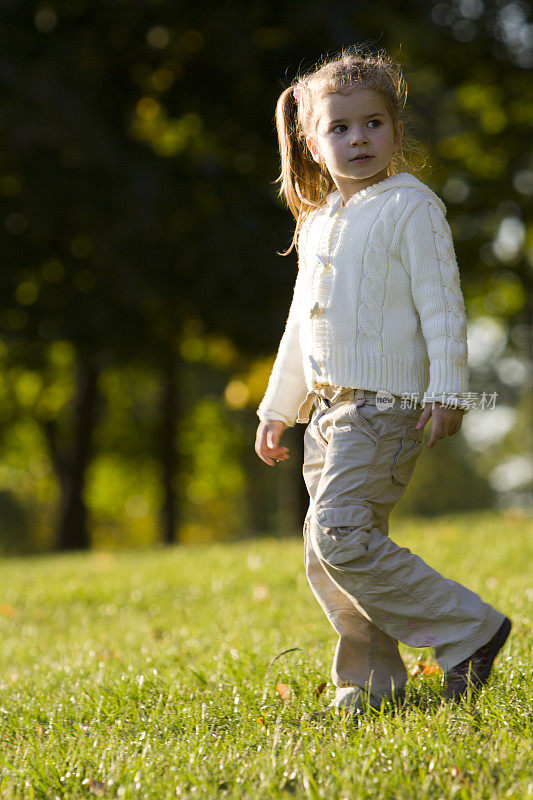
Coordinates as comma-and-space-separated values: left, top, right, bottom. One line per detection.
415, 403, 464, 448
255, 420, 290, 466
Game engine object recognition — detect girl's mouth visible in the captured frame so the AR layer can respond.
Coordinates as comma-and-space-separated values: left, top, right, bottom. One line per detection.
350, 155, 374, 163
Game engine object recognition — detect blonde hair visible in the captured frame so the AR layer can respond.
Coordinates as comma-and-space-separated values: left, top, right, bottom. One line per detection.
275, 44, 419, 256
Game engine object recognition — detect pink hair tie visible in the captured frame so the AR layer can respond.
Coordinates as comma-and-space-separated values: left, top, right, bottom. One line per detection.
293, 80, 305, 103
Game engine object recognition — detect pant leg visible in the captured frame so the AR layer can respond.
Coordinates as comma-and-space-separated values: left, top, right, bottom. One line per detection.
303, 409, 408, 699
307, 395, 506, 674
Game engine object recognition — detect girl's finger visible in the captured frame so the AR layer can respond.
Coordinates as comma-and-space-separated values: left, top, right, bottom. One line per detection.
416, 409, 431, 429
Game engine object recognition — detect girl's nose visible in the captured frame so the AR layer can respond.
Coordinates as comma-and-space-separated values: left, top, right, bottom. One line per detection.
350, 128, 368, 145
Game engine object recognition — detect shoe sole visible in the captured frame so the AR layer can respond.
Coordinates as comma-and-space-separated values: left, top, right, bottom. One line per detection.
444, 616, 512, 700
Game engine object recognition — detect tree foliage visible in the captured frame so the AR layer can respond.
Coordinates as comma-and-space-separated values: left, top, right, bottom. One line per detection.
0, 0, 530, 549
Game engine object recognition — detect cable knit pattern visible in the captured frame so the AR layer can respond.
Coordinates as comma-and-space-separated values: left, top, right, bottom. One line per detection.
257, 173, 470, 427
428, 202, 467, 344
358, 214, 387, 343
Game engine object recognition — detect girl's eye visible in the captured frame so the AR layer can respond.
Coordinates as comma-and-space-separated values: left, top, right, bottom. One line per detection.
331, 120, 382, 133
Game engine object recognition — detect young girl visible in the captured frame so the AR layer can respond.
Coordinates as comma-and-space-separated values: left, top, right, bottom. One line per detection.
254, 46, 511, 714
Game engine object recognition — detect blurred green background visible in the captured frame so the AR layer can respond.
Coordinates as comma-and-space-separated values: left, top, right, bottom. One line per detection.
0, 0, 531, 553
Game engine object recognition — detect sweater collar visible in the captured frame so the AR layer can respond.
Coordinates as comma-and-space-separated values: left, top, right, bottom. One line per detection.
324, 172, 446, 212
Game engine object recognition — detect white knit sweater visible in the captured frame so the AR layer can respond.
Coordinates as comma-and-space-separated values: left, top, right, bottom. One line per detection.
257, 172, 470, 426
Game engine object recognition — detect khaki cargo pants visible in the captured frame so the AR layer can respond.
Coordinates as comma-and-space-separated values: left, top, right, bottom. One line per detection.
302, 387, 506, 704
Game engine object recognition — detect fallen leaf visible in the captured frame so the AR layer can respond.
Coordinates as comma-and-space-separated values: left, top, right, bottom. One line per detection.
256, 716, 266, 725
423, 663, 442, 677
276, 682, 291, 702
314, 681, 327, 698
261, 648, 301, 703
410, 660, 441, 677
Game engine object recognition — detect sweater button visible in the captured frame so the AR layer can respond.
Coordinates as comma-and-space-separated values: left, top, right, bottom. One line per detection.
310, 302, 322, 318
316, 255, 330, 270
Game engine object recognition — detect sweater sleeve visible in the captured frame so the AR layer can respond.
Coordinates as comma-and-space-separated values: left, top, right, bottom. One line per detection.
400, 196, 470, 413
256, 260, 308, 427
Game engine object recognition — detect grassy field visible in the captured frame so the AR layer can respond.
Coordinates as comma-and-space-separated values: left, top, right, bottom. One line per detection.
0, 510, 531, 799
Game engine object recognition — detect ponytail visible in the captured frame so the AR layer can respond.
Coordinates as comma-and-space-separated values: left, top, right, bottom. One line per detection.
273, 85, 335, 256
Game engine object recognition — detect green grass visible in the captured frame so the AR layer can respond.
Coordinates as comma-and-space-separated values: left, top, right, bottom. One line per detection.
0, 510, 531, 799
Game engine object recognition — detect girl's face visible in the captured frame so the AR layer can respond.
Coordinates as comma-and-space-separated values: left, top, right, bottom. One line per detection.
305, 86, 403, 202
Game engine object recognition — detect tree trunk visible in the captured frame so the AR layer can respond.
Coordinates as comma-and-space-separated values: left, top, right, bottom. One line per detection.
46, 358, 102, 551
159, 355, 179, 545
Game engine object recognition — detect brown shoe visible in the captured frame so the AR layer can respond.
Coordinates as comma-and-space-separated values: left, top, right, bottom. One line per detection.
444, 616, 512, 701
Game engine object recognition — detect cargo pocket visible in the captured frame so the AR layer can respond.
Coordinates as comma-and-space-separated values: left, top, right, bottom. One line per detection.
390, 429, 423, 486
311, 504, 372, 566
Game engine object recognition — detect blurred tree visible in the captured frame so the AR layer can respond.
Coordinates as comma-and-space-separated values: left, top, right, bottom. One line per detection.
0, 0, 530, 550
0, 0, 307, 547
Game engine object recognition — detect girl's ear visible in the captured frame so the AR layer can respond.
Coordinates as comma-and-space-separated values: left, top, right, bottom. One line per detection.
393, 121, 404, 152
305, 134, 322, 164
